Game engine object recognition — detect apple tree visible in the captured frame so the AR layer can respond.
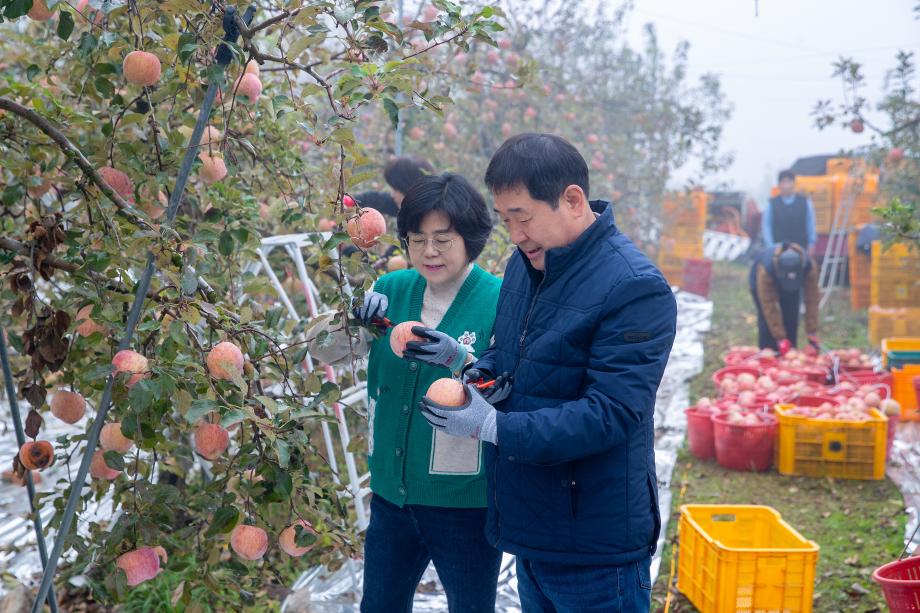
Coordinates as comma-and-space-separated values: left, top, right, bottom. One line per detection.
0, 0, 502, 608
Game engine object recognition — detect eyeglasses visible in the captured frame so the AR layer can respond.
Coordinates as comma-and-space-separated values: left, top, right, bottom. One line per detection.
403, 234, 456, 253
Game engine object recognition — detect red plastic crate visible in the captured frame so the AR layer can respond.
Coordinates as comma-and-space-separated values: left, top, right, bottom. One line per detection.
682, 258, 713, 298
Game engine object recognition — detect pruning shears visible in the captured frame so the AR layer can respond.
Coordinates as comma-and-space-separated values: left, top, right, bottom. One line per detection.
371, 316, 394, 330
471, 378, 496, 390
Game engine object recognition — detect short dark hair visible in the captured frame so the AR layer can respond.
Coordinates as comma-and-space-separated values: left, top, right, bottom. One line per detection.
353, 190, 398, 217
397, 173, 493, 262
484, 133, 589, 209
384, 155, 434, 194
778, 170, 795, 183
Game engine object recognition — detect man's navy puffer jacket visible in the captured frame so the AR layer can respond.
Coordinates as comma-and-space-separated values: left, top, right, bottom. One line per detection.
475, 201, 677, 565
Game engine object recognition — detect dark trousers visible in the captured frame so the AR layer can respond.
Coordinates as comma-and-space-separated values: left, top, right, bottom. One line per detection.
361, 494, 502, 612
516, 556, 652, 612
752, 288, 801, 350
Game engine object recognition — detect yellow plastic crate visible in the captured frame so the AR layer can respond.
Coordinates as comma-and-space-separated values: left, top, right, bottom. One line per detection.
660, 237, 704, 259
794, 175, 836, 234
662, 191, 708, 227
775, 406, 888, 480
868, 307, 920, 346
847, 228, 871, 310
677, 505, 819, 613
881, 337, 920, 369
870, 241, 920, 308
826, 157, 853, 175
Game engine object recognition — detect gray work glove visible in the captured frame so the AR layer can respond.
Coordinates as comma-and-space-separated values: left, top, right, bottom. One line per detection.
419, 384, 498, 444
403, 326, 468, 373
353, 291, 387, 327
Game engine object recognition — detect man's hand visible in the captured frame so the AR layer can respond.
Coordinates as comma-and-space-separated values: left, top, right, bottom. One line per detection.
778, 339, 792, 356
403, 326, 467, 373
420, 384, 497, 444
473, 372, 513, 404
353, 291, 387, 327
462, 366, 512, 403
462, 366, 492, 385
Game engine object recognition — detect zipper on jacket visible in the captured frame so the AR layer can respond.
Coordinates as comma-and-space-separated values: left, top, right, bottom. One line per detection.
569, 479, 578, 518
492, 456, 500, 539
517, 275, 546, 360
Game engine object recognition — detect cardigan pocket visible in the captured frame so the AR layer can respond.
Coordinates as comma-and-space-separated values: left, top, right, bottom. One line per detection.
428, 429, 482, 475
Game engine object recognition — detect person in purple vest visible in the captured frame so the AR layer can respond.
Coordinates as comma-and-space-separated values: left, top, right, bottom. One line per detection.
762, 170, 817, 255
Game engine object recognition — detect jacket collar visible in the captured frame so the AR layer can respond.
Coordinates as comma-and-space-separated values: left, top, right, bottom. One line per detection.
520, 200, 616, 283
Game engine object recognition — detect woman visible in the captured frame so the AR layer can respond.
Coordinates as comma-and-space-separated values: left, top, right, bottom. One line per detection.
354, 172, 504, 612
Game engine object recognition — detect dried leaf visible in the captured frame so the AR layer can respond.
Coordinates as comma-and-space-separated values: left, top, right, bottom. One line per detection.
845, 582, 870, 596
24, 384, 47, 408
53, 310, 71, 334
25, 409, 43, 439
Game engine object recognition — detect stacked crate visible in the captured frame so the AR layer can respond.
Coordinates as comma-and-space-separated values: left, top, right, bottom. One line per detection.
658, 191, 708, 285
847, 227, 871, 310
793, 175, 836, 234
868, 241, 920, 345
834, 171, 880, 228
826, 157, 853, 176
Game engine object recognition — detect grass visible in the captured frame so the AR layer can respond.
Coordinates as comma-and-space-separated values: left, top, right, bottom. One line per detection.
653, 261, 906, 613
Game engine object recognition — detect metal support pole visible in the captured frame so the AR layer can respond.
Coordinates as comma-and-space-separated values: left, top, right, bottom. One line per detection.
394, 0, 405, 156
0, 333, 58, 613
30, 8, 256, 611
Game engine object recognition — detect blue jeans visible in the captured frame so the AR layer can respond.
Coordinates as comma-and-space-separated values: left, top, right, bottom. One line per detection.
361, 494, 502, 612
516, 556, 652, 613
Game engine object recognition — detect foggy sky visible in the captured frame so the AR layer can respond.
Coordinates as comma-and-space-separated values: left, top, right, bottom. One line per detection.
621, 0, 920, 204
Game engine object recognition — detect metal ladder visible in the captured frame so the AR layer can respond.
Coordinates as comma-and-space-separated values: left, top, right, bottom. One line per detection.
818, 171, 861, 309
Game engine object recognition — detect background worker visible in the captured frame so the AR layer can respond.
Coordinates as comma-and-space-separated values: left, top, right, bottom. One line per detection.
762, 169, 817, 255
749, 242, 820, 355
384, 155, 435, 211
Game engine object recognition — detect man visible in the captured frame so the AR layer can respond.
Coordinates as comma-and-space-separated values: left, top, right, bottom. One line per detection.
419, 133, 677, 612
384, 155, 434, 209
749, 242, 820, 355
762, 170, 817, 254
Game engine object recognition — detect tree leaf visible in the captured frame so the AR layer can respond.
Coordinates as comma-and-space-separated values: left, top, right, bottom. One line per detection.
322, 232, 352, 250
383, 98, 399, 129
187, 399, 217, 423
181, 268, 198, 295
205, 506, 239, 537
4, 0, 28, 19
294, 524, 318, 548
275, 439, 290, 469
56, 10, 74, 40
218, 231, 234, 257
94, 76, 114, 98
219, 408, 247, 427
103, 450, 124, 471
286, 36, 312, 63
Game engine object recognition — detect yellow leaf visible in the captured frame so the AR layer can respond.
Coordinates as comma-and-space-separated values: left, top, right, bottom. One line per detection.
162, 33, 180, 52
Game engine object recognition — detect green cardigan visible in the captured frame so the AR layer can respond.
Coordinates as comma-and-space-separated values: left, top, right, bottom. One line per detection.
366, 265, 501, 508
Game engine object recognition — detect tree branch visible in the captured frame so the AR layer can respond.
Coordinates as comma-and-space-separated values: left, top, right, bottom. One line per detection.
0, 97, 152, 231
0, 237, 79, 272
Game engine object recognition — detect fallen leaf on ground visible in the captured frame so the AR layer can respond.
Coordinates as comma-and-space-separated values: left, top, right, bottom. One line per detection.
845, 582, 870, 596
